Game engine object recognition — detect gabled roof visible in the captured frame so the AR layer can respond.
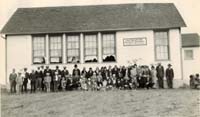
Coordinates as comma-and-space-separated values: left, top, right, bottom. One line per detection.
1, 3, 186, 35
182, 33, 200, 47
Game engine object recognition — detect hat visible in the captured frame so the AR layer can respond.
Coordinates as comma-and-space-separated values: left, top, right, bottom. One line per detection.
168, 64, 172, 66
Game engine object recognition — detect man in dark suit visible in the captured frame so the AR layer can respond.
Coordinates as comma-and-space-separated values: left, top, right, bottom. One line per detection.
86, 67, 93, 79
166, 64, 174, 89
156, 63, 164, 88
30, 70, 37, 93
62, 66, 69, 78
72, 64, 80, 89
9, 69, 17, 93
35, 67, 43, 91
22, 68, 29, 93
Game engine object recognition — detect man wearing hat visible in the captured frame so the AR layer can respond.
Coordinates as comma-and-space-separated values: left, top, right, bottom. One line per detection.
156, 63, 164, 88
22, 68, 29, 93
166, 64, 174, 89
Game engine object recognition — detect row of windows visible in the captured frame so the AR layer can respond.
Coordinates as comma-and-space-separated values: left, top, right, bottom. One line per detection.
32, 33, 116, 64
32, 31, 170, 64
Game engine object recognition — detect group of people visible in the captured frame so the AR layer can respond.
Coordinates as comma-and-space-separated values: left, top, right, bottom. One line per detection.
9, 63, 175, 94
189, 74, 200, 89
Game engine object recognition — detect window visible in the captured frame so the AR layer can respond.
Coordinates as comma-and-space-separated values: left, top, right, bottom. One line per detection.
66, 35, 80, 63
32, 35, 46, 64
49, 35, 62, 63
154, 31, 169, 60
184, 50, 193, 60
102, 33, 116, 62
84, 34, 98, 63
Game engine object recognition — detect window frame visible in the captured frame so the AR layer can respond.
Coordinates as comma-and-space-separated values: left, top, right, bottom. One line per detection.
83, 33, 98, 63
184, 49, 194, 60
154, 30, 170, 61
101, 32, 117, 63
32, 35, 46, 64
66, 34, 80, 64
49, 34, 63, 64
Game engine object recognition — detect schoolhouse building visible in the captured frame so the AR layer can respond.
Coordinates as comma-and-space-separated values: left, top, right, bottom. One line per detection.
1, 3, 186, 85
182, 33, 200, 81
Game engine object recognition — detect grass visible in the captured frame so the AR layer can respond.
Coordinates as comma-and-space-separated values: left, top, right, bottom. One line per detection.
1, 89, 200, 117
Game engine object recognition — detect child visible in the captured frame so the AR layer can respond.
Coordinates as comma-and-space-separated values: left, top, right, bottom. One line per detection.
106, 78, 113, 90
61, 76, 66, 91
102, 79, 107, 91
80, 75, 87, 91
96, 73, 103, 91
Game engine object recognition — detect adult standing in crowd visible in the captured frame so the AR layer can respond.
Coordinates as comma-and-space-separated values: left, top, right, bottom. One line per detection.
156, 63, 164, 88
30, 70, 37, 93
150, 66, 157, 88
35, 67, 42, 91
40, 66, 45, 91
72, 64, 81, 89
9, 69, 17, 93
166, 64, 174, 89
44, 66, 52, 91
16, 72, 23, 94
62, 66, 69, 78
22, 68, 29, 93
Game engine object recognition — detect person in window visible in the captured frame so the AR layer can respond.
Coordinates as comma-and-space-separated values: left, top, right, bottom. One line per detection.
22, 68, 29, 93
72, 56, 78, 63
9, 69, 17, 93
72, 64, 81, 90
30, 70, 37, 93
156, 63, 164, 89
166, 64, 174, 89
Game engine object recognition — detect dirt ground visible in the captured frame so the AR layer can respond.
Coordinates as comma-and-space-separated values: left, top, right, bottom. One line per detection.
1, 89, 200, 117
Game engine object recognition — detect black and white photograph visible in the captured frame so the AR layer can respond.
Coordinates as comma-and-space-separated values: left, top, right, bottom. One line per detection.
0, 0, 199, 117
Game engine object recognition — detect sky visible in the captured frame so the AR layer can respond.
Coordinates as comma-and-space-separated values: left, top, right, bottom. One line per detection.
0, 0, 200, 84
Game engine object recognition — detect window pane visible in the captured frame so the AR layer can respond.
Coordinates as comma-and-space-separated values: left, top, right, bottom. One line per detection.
102, 34, 116, 62
84, 34, 98, 63
66, 35, 80, 63
184, 50, 193, 60
32, 35, 45, 64
49, 35, 62, 63
154, 31, 169, 60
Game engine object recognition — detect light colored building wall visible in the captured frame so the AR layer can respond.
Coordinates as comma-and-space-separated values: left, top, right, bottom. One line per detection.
6, 29, 183, 87
182, 47, 200, 83
6, 35, 32, 83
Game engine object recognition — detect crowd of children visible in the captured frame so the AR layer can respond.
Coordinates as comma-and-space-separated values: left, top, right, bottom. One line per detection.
189, 74, 200, 89
9, 63, 176, 94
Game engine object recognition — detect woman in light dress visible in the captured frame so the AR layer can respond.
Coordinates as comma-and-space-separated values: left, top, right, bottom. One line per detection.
150, 65, 158, 88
